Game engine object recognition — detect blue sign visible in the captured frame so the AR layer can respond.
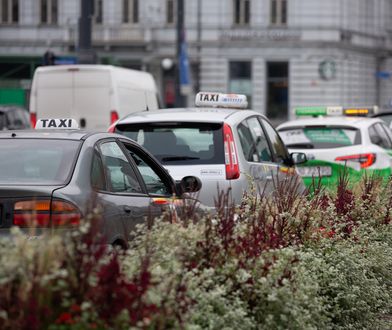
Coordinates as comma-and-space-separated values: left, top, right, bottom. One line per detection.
376, 71, 391, 79
54, 56, 78, 65
179, 38, 191, 95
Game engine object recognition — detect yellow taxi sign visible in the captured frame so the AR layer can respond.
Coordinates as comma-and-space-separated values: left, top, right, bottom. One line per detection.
195, 92, 248, 109
35, 118, 79, 129
343, 106, 378, 116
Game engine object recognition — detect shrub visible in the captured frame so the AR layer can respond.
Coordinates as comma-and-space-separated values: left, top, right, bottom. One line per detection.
0, 175, 392, 329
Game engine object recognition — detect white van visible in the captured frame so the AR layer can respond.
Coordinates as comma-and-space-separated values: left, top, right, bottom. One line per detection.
29, 65, 160, 130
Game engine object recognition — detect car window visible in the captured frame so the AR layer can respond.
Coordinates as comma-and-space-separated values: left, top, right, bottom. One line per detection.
99, 141, 143, 194
6, 111, 15, 128
238, 118, 273, 162
279, 126, 361, 149
371, 123, 392, 149
123, 144, 172, 196
17, 109, 30, 128
0, 139, 80, 185
380, 123, 392, 147
374, 114, 392, 128
91, 149, 106, 191
0, 113, 5, 130
115, 123, 224, 165
260, 118, 289, 164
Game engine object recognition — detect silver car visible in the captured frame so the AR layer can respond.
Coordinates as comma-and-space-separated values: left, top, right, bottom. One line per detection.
110, 93, 305, 208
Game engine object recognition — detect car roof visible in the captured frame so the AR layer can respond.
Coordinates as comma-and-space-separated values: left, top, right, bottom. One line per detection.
277, 116, 384, 130
0, 129, 124, 141
372, 111, 392, 117
118, 107, 263, 124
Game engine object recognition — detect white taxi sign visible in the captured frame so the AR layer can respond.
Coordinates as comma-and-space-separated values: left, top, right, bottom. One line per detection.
35, 118, 79, 129
195, 92, 248, 109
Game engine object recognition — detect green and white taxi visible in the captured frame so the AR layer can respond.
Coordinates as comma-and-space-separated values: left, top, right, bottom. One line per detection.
277, 106, 392, 188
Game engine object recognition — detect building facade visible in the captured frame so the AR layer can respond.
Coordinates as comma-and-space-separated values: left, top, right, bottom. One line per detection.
1, 0, 392, 124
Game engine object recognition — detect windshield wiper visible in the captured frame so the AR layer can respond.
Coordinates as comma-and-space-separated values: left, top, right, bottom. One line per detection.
162, 156, 200, 162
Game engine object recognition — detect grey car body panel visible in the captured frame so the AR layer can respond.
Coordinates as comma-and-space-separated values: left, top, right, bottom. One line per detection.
0, 130, 179, 245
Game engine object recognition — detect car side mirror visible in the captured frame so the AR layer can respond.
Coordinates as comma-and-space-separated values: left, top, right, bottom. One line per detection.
178, 176, 202, 194
290, 152, 307, 165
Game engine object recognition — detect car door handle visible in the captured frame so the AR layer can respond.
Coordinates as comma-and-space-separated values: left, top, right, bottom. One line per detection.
123, 206, 132, 214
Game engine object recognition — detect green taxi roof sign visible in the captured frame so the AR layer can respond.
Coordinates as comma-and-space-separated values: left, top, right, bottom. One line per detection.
294, 106, 343, 117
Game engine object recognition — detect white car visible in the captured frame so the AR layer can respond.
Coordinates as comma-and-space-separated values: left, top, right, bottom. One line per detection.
109, 92, 306, 209
277, 106, 392, 189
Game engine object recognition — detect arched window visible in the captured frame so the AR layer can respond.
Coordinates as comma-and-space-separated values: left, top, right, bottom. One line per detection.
166, 0, 176, 25
94, 0, 103, 24
0, 0, 18, 24
270, 0, 287, 26
40, 0, 58, 25
123, 0, 139, 24
233, 0, 250, 25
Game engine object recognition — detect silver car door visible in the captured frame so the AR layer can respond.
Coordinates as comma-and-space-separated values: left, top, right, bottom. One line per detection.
237, 117, 277, 195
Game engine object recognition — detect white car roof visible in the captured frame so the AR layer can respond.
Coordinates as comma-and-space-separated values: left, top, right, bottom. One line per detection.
118, 107, 264, 124
277, 116, 384, 130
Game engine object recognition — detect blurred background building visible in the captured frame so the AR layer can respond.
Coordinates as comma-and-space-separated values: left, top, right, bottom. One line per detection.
1, 0, 392, 124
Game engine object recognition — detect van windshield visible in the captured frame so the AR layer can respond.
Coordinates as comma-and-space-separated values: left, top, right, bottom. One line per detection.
0, 139, 81, 185
115, 122, 224, 165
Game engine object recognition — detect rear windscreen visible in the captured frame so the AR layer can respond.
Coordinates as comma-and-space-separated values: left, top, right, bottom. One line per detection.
115, 123, 224, 165
0, 139, 81, 185
278, 126, 361, 149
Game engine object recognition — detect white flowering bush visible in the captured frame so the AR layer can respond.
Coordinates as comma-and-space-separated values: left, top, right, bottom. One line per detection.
0, 174, 392, 329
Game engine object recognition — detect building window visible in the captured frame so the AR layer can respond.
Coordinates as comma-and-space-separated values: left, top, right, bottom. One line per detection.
271, 0, 287, 25
229, 61, 252, 108
94, 0, 103, 24
123, 0, 138, 24
40, 0, 58, 25
233, 0, 250, 25
0, 0, 18, 24
166, 0, 176, 24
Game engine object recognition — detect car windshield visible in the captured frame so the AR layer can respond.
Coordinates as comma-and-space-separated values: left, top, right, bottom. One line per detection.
115, 122, 224, 165
278, 126, 361, 149
0, 139, 81, 185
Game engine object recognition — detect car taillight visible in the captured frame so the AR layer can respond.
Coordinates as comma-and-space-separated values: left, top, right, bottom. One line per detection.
13, 199, 81, 227
335, 153, 376, 169
110, 110, 119, 124
223, 123, 240, 180
30, 113, 37, 128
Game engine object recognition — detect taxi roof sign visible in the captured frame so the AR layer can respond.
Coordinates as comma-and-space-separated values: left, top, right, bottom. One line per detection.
294, 106, 343, 117
294, 105, 378, 117
343, 106, 378, 116
35, 118, 79, 129
195, 92, 248, 109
